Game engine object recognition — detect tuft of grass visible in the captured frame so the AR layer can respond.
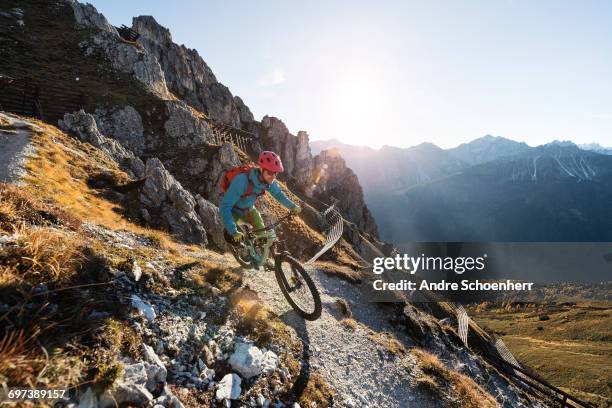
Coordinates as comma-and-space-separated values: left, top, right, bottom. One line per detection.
100, 318, 141, 358
232, 290, 295, 348
412, 348, 498, 408
315, 261, 362, 284
415, 374, 439, 392
1, 225, 85, 285
341, 318, 357, 331
93, 361, 124, 390
369, 330, 406, 356
298, 372, 335, 408
0, 329, 85, 387
335, 298, 352, 318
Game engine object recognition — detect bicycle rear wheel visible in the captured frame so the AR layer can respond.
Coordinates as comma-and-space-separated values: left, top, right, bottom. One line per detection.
275, 255, 322, 320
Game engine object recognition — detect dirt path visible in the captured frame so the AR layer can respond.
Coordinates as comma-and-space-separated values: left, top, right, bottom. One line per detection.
240, 263, 435, 408
0, 112, 37, 184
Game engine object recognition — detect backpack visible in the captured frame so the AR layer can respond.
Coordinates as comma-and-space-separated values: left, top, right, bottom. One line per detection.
220, 165, 267, 200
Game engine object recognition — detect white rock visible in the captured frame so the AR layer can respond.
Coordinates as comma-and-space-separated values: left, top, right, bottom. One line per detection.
131, 294, 156, 322
113, 382, 153, 406
201, 367, 215, 381
78, 387, 97, 408
215, 373, 241, 401
97, 390, 117, 408
130, 260, 142, 281
153, 395, 169, 406
256, 394, 266, 407
142, 344, 166, 376
261, 350, 279, 375
170, 395, 185, 408
123, 363, 148, 384
228, 342, 267, 379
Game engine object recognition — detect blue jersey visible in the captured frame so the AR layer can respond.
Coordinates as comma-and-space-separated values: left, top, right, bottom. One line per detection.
220, 168, 296, 235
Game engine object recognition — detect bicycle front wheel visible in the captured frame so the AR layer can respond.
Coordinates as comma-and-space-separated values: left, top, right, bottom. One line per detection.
275, 255, 322, 321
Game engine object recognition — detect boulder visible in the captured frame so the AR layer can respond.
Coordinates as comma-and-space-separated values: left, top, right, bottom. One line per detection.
77, 387, 97, 408
93, 106, 145, 155
195, 195, 227, 250
229, 342, 278, 379
142, 344, 167, 390
113, 363, 154, 406
131, 294, 156, 322
59, 110, 145, 179
139, 158, 208, 245
215, 373, 242, 401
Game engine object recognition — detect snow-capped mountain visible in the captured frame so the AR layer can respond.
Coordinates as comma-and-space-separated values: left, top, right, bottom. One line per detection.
447, 135, 531, 165
311, 136, 612, 244
579, 142, 612, 155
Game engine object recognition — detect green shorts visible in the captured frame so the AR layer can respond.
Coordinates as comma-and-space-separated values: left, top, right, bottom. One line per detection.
232, 207, 276, 239
232, 207, 266, 231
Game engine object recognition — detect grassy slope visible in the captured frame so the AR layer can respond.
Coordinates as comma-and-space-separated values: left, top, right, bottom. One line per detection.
469, 303, 612, 407
0, 117, 336, 406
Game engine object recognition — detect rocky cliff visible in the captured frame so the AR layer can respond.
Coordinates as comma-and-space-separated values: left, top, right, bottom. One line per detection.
131, 15, 254, 128
312, 149, 379, 238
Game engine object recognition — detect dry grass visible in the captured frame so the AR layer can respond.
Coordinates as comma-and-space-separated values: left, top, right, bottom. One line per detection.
232, 289, 296, 348
368, 330, 407, 357
298, 372, 336, 408
336, 298, 352, 318
23, 124, 133, 230
0, 329, 85, 387
314, 261, 362, 284
1, 225, 85, 285
100, 318, 141, 358
341, 318, 357, 331
0, 183, 81, 233
412, 348, 498, 408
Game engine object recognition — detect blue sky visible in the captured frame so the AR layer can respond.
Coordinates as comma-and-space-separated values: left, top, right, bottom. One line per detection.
89, 0, 612, 149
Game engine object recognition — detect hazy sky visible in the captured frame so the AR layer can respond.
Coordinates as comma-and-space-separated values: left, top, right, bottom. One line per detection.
89, 0, 612, 149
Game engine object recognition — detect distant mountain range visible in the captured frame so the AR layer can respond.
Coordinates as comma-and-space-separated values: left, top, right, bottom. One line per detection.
311, 136, 612, 244
578, 143, 612, 155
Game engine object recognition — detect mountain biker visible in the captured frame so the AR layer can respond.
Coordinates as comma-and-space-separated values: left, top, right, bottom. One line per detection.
220, 151, 302, 244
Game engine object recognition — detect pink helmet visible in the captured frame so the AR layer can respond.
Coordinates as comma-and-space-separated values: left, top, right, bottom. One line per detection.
258, 151, 284, 173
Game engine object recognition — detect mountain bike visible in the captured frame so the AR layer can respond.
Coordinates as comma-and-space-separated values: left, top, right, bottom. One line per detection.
226, 212, 322, 321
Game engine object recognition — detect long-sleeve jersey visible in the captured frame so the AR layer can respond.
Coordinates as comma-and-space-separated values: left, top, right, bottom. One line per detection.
220, 168, 296, 235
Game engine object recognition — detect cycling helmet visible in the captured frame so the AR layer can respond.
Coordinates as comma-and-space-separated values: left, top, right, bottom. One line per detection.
258, 151, 284, 173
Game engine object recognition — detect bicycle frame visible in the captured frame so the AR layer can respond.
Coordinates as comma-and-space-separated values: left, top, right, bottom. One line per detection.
238, 213, 293, 268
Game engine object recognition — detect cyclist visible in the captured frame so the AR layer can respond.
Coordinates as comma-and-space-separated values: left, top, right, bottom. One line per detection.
220, 151, 302, 244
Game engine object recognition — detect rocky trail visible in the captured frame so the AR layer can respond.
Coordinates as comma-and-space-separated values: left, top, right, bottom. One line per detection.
239, 262, 434, 408
0, 112, 37, 184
